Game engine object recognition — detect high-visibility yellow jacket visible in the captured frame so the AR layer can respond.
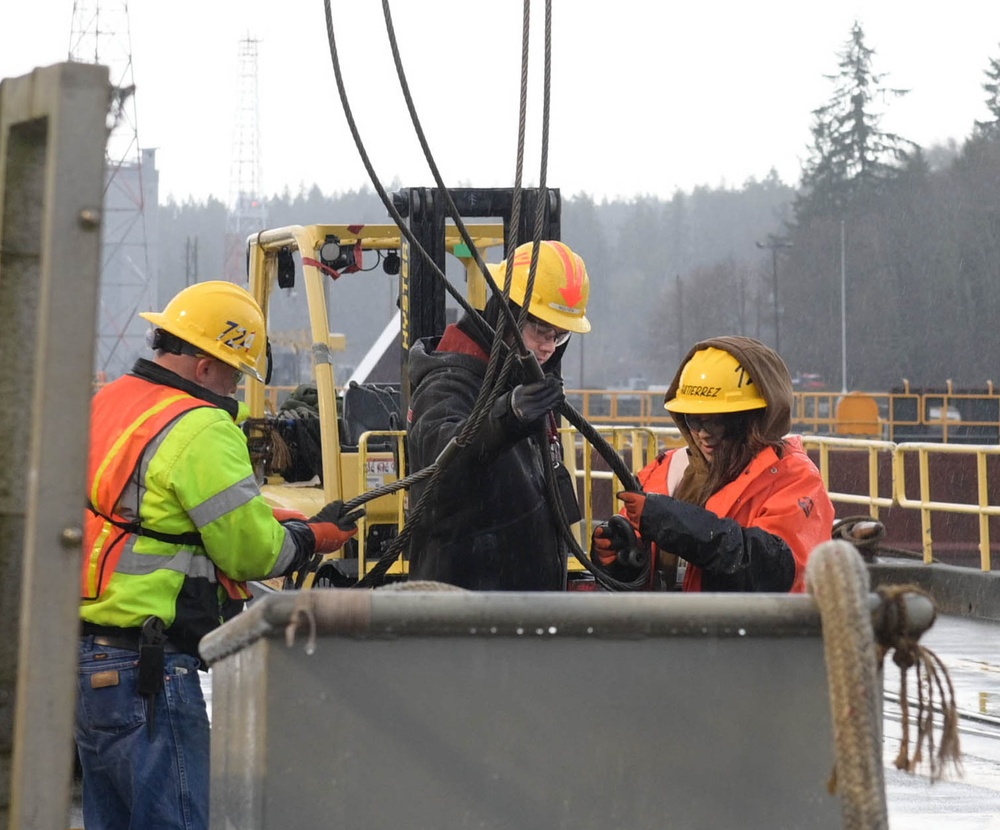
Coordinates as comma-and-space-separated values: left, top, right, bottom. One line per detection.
81, 362, 297, 654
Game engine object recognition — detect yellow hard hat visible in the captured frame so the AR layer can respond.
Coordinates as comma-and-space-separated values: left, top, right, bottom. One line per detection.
664, 346, 767, 414
140, 281, 267, 382
494, 240, 591, 333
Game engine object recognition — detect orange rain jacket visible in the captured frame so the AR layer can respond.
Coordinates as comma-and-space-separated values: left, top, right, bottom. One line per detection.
633, 435, 834, 592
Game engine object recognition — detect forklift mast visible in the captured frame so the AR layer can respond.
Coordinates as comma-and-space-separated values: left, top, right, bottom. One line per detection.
393, 186, 561, 403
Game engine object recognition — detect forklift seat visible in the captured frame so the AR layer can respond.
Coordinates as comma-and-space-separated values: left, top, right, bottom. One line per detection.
340, 382, 402, 451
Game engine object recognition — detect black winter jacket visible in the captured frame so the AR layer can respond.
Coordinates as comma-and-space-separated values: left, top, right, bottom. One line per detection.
406, 317, 568, 590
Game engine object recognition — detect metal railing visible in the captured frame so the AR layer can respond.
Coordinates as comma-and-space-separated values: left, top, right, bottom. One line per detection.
337, 426, 1000, 573
561, 388, 1000, 444
891, 442, 1000, 569
256, 385, 1000, 443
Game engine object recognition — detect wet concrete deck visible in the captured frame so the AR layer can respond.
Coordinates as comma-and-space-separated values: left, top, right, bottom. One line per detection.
884, 615, 1000, 828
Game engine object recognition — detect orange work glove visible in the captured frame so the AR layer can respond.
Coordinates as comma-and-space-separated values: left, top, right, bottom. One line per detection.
307, 499, 364, 554
590, 524, 620, 567
272, 506, 309, 523
307, 522, 358, 554
617, 491, 647, 530
592, 515, 645, 569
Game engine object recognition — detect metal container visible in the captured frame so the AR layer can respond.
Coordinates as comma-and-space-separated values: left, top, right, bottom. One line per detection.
201, 590, 854, 829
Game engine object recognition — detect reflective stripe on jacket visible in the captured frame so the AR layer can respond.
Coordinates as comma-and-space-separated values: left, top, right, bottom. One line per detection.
81, 372, 296, 652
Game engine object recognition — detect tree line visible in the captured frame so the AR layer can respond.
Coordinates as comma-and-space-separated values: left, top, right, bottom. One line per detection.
158, 21, 1000, 393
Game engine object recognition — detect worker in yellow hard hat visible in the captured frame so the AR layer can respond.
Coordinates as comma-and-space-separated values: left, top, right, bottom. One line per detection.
592, 336, 834, 592
77, 280, 361, 830
407, 240, 591, 590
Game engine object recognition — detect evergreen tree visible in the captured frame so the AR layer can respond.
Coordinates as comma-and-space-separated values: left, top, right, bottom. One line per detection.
974, 47, 1000, 137
797, 21, 917, 220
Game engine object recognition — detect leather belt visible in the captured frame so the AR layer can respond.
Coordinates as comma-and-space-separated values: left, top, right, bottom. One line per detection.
81, 623, 181, 654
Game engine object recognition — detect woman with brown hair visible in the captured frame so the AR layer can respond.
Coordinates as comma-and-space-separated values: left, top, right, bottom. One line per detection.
593, 336, 834, 592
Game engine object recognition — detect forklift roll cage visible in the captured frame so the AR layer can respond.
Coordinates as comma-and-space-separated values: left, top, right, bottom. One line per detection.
244, 187, 560, 583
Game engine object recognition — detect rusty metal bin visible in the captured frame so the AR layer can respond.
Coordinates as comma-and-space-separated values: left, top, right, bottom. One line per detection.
201, 590, 843, 830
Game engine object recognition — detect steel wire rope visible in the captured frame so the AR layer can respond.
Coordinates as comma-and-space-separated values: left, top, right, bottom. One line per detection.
368, 0, 641, 518
375, 0, 542, 433
320, 0, 644, 589
320, 0, 512, 344
360, 0, 644, 592
356, 0, 555, 587
319, 0, 536, 586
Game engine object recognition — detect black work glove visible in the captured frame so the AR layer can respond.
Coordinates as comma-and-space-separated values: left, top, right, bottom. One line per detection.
509, 376, 564, 423
309, 499, 365, 530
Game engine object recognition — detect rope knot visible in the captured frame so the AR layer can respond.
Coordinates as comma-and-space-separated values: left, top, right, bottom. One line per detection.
873, 584, 923, 668
874, 584, 961, 781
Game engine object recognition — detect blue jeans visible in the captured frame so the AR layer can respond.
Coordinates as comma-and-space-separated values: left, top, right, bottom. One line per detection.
76, 637, 209, 830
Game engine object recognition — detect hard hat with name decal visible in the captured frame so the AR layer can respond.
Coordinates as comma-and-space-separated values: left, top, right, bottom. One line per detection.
664, 346, 767, 414
140, 281, 267, 382
493, 240, 591, 333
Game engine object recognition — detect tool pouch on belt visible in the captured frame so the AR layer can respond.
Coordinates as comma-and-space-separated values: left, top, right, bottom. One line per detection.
553, 462, 582, 525
138, 617, 166, 735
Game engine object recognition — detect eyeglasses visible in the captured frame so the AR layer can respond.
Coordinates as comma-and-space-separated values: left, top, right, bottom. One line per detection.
523, 317, 571, 347
197, 353, 244, 384
683, 413, 727, 436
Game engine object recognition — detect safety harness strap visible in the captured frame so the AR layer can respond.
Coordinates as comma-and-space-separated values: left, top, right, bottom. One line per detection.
87, 502, 204, 547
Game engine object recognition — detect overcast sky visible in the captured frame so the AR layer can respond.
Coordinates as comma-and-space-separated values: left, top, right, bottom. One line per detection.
4, 1, 1000, 205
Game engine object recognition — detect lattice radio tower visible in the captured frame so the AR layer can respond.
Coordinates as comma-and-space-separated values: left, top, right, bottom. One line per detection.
224, 36, 267, 283
69, 0, 158, 381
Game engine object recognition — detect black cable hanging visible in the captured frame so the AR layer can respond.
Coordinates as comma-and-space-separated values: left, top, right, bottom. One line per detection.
320, 0, 647, 590
355, 0, 555, 587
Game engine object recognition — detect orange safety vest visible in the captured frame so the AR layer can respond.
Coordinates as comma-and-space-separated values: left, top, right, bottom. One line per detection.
81, 375, 208, 600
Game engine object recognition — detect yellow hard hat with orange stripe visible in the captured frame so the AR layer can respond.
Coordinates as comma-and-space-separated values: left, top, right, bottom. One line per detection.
493, 240, 591, 333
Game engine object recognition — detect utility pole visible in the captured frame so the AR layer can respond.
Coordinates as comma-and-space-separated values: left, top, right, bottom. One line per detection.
840, 219, 847, 393
185, 236, 199, 287
675, 274, 684, 365
756, 235, 793, 353
738, 269, 747, 335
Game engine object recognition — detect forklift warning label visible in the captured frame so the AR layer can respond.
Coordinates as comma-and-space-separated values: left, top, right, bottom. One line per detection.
366, 457, 396, 490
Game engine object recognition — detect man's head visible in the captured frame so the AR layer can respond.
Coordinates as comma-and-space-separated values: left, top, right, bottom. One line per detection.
492, 240, 591, 365
140, 281, 267, 398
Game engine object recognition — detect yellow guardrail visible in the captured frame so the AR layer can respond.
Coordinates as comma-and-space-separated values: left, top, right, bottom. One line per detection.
799, 435, 896, 518
258, 385, 1000, 442
891, 442, 1000, 570
266, 412, 1000, 576
559, 388, 1000, 444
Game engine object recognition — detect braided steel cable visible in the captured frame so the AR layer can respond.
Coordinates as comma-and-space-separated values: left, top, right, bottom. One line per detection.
321, 0, 500, 337
356, 0, 547, 588
374, 0, 528, 353
322, 0, 646, 590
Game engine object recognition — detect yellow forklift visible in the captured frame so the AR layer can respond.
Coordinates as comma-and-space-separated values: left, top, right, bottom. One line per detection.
244, 187, 561, 587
